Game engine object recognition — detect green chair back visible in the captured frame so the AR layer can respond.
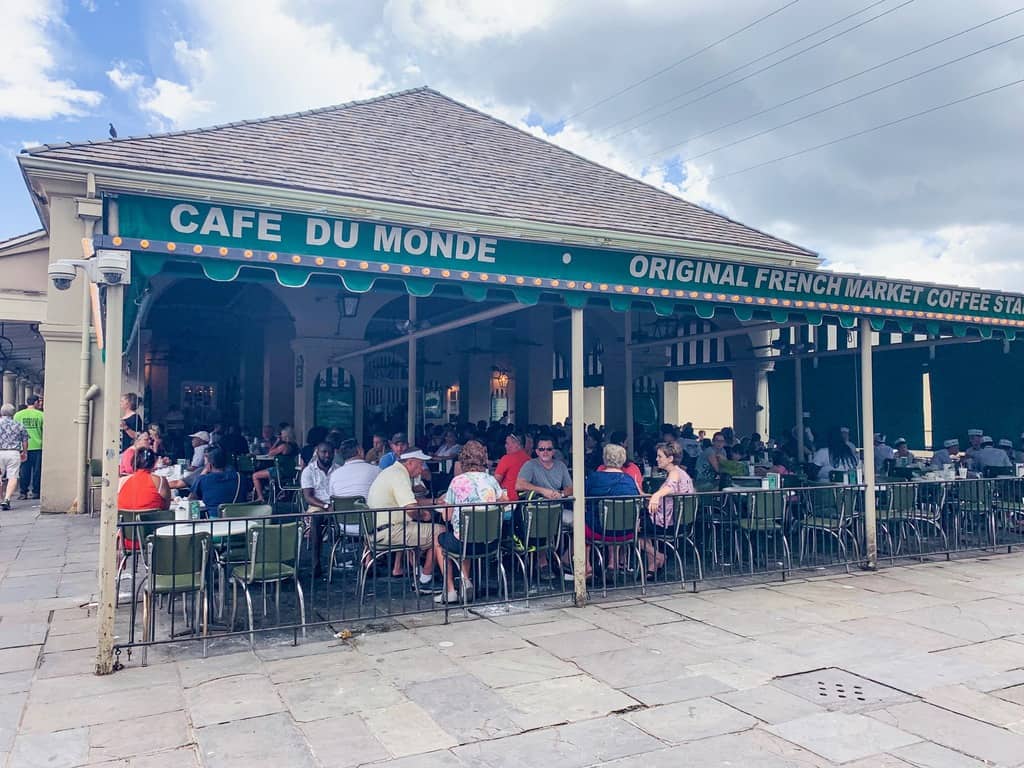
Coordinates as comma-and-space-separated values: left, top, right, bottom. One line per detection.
524, 500, 562, 545
331, 495, 366, 511
960, 479, 993, 509
275, 456, 299, 486
250, 522, 299, 569
807, 487, 841, 518
137, 509, 175, 541
642, 476, 664, 494
458, 506, 503, 546
599, 498, 640, 535
889, 484, 916, 515
750, 490, 785, 521
146, 532, 209, 594
220, 503, 272, 519
676, 494, 700, 527
235, 454, 256, 473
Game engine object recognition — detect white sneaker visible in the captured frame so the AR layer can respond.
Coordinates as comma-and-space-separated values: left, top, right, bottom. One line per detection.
433, 589, 458, 604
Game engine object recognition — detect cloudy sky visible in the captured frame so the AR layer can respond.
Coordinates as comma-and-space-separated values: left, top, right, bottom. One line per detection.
2, 0, 1022, 290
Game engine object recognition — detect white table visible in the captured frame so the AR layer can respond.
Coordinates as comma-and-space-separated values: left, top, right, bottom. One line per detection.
155, 520, 260, 538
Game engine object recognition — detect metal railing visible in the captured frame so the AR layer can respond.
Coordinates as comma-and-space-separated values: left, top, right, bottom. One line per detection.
112, 477, 1024, 661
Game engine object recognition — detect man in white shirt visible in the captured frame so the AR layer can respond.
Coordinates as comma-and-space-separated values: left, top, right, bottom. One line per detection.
973, 436, 1012, 474
930, 438, 959, 468
965, 428, 984, 464
329, 439, 380, 500
301, 442, 337, 579
873, 433, 894, 473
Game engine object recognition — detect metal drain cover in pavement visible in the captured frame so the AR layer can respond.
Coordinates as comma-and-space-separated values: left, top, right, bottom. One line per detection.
774, 668, 914, 711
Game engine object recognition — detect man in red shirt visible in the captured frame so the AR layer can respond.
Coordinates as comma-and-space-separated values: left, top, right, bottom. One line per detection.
494, 432, 530, 500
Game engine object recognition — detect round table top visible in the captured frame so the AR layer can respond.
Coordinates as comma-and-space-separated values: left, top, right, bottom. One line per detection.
155, 519, 260, 538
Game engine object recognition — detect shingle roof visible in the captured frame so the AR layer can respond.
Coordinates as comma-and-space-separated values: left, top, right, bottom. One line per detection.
24, 88, 813, 258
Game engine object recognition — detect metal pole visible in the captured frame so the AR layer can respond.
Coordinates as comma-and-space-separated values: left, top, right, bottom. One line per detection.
624, 312, 634, 457
794, 354, 804, 463
74, 233, 95, 514
570, 308, 587, 607
407, 296, 416, 442
859, 317, 878, 570
95, 282, 124, 675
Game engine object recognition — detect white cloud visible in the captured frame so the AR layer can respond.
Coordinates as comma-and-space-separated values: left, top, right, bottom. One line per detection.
0, 0, 102, 119
106, 63, 143, 91
81, 0, 97, 11
384, 0, 560, 46
122, 0, 388, 129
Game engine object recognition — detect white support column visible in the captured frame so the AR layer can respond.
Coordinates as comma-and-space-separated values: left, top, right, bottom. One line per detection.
407, 296, 417, 441
860, 317, 878, 570
2, 371, 15, 405
794, 355, 804, 462
624, 313, 635, 456
95, 283, 124, 675
755, 364, 771, 438
570, 308, 587, 607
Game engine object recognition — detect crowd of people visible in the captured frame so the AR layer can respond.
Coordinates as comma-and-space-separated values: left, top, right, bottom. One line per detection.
0, 395, 44, 511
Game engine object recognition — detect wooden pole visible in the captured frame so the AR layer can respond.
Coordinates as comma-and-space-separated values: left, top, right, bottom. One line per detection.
570, 308, 587, 607
860, 317, 878, 570
95, 282, 124, 674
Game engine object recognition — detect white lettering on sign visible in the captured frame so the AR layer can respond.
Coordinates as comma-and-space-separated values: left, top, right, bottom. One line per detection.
257, 212, 282, 242
231, 209, 255, 239
199, 207, 229, 237
170, 203, 200, 234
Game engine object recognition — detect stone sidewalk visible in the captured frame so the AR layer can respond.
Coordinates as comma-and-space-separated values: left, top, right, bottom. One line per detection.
3, 507, 1024, 766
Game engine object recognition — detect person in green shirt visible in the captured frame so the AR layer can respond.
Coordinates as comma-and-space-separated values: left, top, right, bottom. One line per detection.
14, 395, 43, 499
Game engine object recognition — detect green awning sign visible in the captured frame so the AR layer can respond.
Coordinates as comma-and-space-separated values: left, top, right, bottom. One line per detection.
114, 194, 1024, 330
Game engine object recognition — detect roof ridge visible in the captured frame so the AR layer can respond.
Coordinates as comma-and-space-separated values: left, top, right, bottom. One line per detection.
426, 90, 815, 259
0, 229, 46, 252
22, 86, 433, 155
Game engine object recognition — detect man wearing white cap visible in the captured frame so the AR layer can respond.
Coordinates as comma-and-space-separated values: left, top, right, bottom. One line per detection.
873, 433, 894, 474
893, 438, 915, 464
997, 439, 1015, 464
965, 429, 984, 464
973, 436, 1011, 473
366, 448, 446, 592
930, 438, 959, 468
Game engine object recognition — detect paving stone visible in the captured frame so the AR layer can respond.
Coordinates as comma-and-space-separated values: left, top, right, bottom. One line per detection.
360, 700, 458, 757
628, 696, 758, 744
405, 673, 522, 743
573, 646, 701, 689
931, 638, 1024, 673
452, 715, 662, 768
9, 727, 90, 768
598, 729, 832, 768
29, 663, 179, 703
922, 684, 1024, 728
46, 617, 98, 638
716, 684, 826, 724
0, 646, 39, 675
0, 670, 33, 696
278, 669, 406, 722
35, 648, 96, 678
23, 684, 185, 732
374, 750, 465, 768
300, 715, 390, 767
129, 746, 200, 768
369, 647, 463, 688
185, 672, 283, 727
499, 674, 638, 730
43, 631, 96, 653
966, 668, 1024, 694
994, 683, 1024, 706
847, 652, 991, 695
623, 673, 736, 706
0, 692, 26, 752
684, 658, 772, 690
196, 712, 317, 768
891, 741, 992, 768
869, 701, 1024, 766
604, 602, 688, 626
768, 711, 920, 763
511, 616, 598, 639
89, 710, 191, 762
176, 651, 261, 688
456, 646, 578, 689
0, 623, 49, 649
413, 622, 529, 657
528, 628, 634, 660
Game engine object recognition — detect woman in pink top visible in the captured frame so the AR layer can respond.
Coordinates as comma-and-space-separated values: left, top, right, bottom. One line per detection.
642, 441, 695, 576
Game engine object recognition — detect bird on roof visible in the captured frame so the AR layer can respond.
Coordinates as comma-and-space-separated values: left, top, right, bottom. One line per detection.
108, 123, 117, 139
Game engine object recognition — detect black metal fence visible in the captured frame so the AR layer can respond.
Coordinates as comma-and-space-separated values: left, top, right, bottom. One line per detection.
112, 477, 1024, 661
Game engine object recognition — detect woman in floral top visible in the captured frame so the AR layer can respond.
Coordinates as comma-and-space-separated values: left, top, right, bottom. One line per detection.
432, 440, 505, 604
644, 441, 695, 576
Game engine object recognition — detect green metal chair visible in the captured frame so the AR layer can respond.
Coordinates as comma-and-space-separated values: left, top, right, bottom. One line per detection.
356, 504, 426, 607
328, 495, 366, 583
441, 505, 507, 613
116, 508, 165, 607
797, 486, 859, 571
958, 479, 996, 548
876, 483, 915, 562
736, 490, 791, 574
519, 499, 565, 598
587, 498, 644, 597
87, 458, 103, 517
653, 494, 702, 587
229, 521, 305, 648
213, 503, 272, 616
272, 456, 301, 511
140, 530, 210, 665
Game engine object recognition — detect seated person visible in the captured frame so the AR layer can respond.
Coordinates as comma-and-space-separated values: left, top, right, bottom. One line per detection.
119, 433, 152, 477
432, 430, 462, 461
893, 438, 916, 464
643, 441, 695, 575
329, 438, 380, 500
190, 447, 250, 518
118, 448, 170, 511
584, 444, 641, 576
432, 440, 505, 604
253, 426, 299, 502
366, 449, 445, 592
